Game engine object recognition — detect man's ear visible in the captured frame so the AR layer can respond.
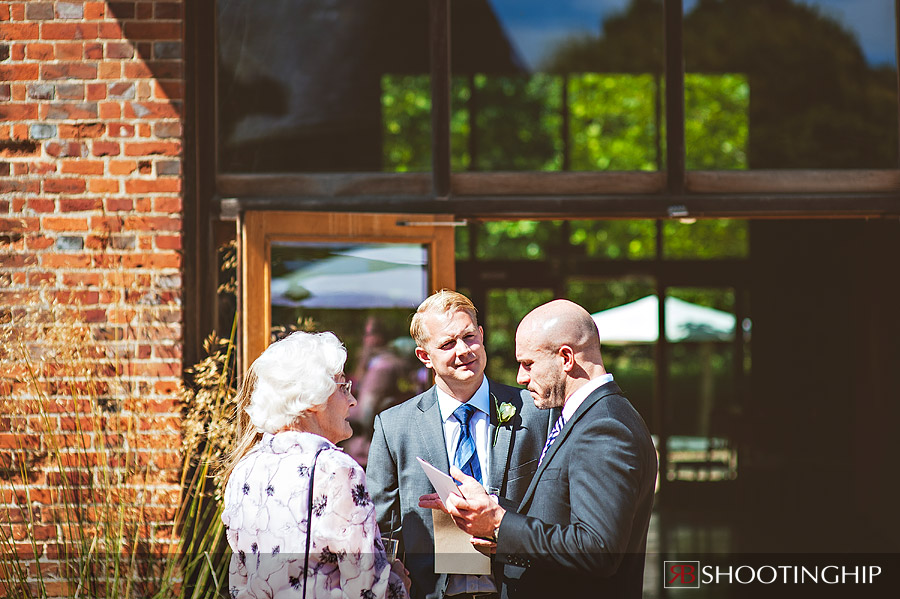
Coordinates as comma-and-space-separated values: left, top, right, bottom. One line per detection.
415, 346, 433, 369
558, 345, 576, 372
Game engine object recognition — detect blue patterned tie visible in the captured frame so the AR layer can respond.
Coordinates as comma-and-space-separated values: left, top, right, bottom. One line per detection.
452, 403, 483, 484
539, 414, 566, 465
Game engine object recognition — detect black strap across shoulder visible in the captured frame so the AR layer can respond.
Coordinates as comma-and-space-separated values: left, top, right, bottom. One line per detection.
303, 445, 328, 599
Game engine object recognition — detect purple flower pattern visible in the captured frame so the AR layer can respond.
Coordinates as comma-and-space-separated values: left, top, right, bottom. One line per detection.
222, 431, 406, 599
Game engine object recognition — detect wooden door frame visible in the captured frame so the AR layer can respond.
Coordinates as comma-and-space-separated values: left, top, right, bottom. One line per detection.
240, 211, 456, 368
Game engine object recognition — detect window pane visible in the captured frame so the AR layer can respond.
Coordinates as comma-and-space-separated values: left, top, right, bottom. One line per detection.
568, 278, 657, 430
451, 0, 665, 172
270, 242, 430, 465
218, 0, 429, 173
663, 219, 749, 259
484, 288, 555, 384
664, 287, 741, 482
684, 0, 898, 168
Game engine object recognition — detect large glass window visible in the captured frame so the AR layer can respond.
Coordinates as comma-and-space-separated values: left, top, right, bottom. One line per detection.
217, 0, 430, 173
684, 0, 899, 169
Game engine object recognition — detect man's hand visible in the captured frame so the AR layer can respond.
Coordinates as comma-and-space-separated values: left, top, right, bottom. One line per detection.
417, 492, 447, 513
444, 466, 506, 539
470, 536, 497, 556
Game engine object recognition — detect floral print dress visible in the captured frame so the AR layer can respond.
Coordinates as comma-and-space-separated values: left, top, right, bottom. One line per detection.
222, 431, 407, 599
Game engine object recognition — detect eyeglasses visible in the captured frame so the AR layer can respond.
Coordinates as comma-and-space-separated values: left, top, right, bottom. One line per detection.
336, 381, 353, 396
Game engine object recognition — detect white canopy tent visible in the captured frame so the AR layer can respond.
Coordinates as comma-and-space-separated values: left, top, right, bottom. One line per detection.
591, 295, 738, 344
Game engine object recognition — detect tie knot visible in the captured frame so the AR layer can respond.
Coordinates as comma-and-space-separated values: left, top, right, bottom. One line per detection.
453, 402, 477, 427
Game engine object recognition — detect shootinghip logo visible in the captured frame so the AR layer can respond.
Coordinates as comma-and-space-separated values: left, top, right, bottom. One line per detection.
663, 562, 882, 589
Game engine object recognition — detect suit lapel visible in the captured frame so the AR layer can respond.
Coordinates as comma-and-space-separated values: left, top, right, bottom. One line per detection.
517, 382, 623, 510
416, 387, 451, 473
487, 385, 513, 493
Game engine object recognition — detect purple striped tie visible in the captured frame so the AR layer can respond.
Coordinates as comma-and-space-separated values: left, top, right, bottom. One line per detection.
539, 414, 566, 465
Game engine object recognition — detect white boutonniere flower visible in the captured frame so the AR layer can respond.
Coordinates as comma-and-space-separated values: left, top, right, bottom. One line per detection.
491, 395, 518, 445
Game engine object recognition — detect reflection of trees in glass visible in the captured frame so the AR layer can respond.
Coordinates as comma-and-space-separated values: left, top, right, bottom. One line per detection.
383, 70, 749, 172
664, 219, 748, 259
471, 74, 562, 171
685, 74, 748, 169
685, 0, 897, 168
382, 76, 431, 172
568, 220, 657, 259
569, 74, 660, 170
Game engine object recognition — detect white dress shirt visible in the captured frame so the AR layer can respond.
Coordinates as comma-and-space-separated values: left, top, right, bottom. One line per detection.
561, 373, 615, 422
435, 376, 498, 595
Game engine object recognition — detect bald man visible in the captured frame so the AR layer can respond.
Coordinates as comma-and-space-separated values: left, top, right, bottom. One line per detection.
431, 299, 657, 599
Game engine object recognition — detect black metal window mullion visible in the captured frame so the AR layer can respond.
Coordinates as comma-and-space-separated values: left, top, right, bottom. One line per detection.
664, 0, 685, 193
430, 0, 452, 199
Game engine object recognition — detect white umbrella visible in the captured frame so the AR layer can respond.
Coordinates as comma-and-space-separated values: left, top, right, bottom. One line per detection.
591, 295, 737, 344
271, 244, 427, 309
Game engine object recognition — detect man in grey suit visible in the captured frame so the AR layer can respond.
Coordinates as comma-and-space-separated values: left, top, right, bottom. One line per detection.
367, 290, 549, 599
441, 299, 658, 599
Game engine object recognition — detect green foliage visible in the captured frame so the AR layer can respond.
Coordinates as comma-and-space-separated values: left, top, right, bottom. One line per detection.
685, 74, 749, 169
663, 219, 748, 259
569, 74, 661, 170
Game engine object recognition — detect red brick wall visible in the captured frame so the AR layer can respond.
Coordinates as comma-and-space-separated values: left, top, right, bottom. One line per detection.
0, 0, 186, 567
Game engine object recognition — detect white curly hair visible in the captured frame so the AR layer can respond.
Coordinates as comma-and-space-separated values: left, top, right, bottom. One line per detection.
245, 331, 347, 434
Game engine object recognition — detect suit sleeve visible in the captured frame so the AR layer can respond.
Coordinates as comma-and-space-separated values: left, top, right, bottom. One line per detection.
366, 412, 401, 540
496, 413, 644, 576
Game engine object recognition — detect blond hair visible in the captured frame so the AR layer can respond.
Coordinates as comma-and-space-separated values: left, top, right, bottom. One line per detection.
410, 289, 478, 347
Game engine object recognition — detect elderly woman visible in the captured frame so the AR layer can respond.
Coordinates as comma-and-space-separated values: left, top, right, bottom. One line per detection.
221, 331, 410, 599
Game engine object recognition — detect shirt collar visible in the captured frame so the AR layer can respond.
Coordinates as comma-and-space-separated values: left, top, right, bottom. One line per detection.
437, 375, 490, 422
561, 373, 614, 422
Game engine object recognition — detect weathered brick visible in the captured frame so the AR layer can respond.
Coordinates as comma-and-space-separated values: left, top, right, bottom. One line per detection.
124, 141, 181, 156
29, 124, 56, 140
124, 22, 181, 40
98, 102, 120, 119
153, 41, 182, 60
43, 179, 87, 194
108, 160, 136, 175
84, 42, 103, 60
124, 179, 181, 193
41, 253, 91, 268
60, 160, 104, 176
41, 23, 98, 41
45, 102, 98, 120
0, 104, 38, 120
28, 83, 55, 100
26, 199, 56, 213
84, 3, 106, 20
108, 82, 135, 99
86, 82, 106, 101
123, 216, 181, 232
0, 64, 39, 81
58, 123, 105, 139
56, 83, 85, 100
107, 3, 136, 19
156, 160, 181, 176
87, 179, 118, 193
45, 141, 87, 158
98, 21, 125, 39
25, 3, 55, 20
26, 43, 54, 60
42, 217, 89, 231
41, 63, 98, 80
55, 42, 83, 60
108, 123, 135, 138
106, 42, 134, 59
0, 23, 40, 40
56, 3, 85, 19
54, 236, 84, 251
91, 141, 120, 156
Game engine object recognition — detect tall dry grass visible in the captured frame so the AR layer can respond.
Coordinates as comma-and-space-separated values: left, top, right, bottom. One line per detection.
0, 293, 238, 598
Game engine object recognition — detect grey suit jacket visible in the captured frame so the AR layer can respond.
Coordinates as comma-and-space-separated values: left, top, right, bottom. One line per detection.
496, 381, 657, 599
366, 379, 550, 599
